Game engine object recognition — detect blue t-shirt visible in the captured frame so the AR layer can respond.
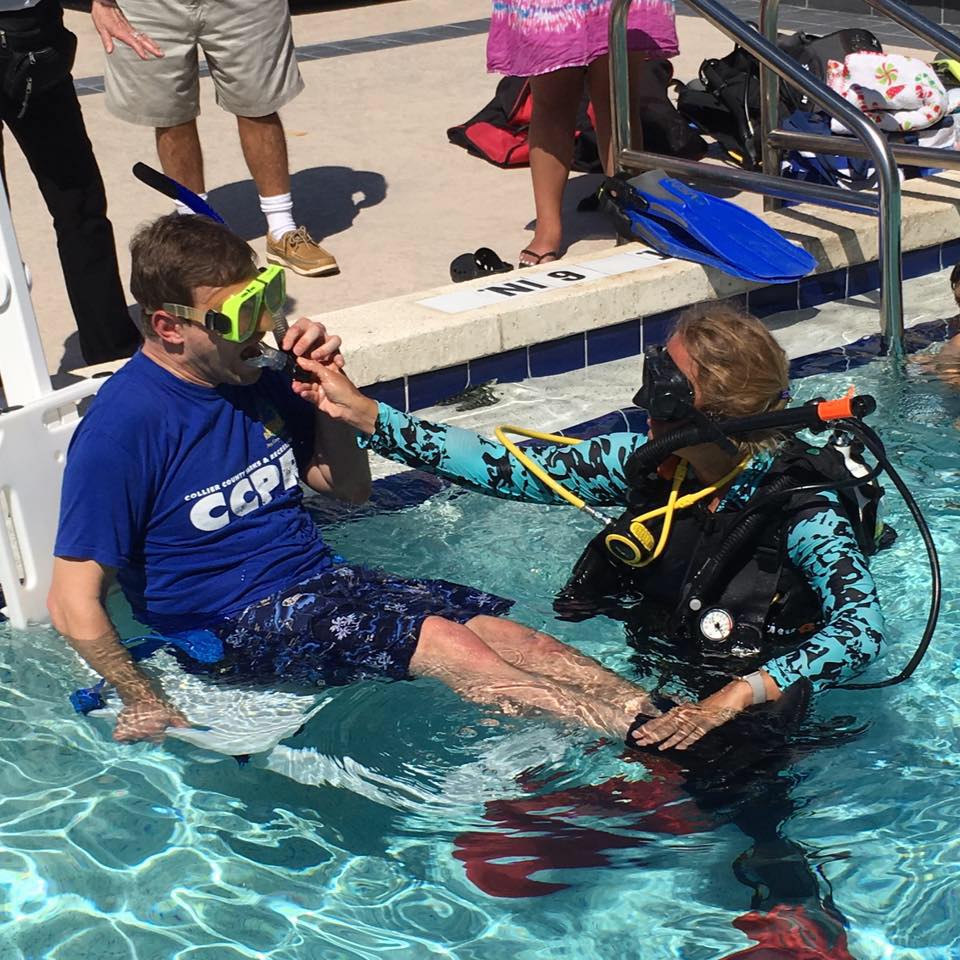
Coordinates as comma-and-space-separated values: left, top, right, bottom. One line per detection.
54, 351, 334, 630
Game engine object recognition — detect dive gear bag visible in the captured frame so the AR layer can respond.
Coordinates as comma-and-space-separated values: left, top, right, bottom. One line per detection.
448, 64, 707, 171
676, 28, 883, 168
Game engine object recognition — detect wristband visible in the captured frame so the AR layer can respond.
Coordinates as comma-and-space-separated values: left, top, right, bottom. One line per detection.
741, 671, 768, 705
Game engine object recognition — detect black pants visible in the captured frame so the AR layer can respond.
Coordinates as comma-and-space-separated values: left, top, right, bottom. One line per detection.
0, 0, 140, 365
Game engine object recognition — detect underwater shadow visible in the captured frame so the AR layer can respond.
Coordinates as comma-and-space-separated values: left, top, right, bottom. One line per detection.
207, 166, 388, 243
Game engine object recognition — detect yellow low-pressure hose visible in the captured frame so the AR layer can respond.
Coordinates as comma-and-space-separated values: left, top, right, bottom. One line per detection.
494, 425, 610, 525
496, 423, 751, 567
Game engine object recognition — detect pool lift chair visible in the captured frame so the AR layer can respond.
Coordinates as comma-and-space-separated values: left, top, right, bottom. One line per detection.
609, 0, 960, 361
0, 186, 105, 629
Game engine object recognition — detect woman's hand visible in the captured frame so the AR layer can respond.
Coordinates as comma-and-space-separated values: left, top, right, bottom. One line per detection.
630, 680, 754, 751
293, 356, 380, 435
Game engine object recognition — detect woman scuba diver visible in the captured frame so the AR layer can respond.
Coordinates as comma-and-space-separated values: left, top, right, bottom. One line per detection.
297, 304, 925, 957
296, 304, 887, 753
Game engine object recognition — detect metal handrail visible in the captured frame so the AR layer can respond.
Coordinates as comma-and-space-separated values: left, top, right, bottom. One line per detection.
757, 0, 960, 355
761, 0, 960, 188
609, 0, 905, 356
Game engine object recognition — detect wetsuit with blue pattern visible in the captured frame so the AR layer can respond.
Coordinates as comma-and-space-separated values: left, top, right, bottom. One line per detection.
359, 403, 886, 694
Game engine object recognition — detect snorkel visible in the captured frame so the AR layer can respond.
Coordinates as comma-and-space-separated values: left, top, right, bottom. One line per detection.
132, 161, 305, 379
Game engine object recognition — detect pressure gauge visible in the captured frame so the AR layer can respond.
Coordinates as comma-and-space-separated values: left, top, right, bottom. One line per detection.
699, 607, 735, 642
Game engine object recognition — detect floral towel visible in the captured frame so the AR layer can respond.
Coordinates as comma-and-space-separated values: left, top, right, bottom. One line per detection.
827, 52, 949, 133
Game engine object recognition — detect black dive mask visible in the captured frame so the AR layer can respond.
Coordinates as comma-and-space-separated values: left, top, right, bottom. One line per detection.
633, 345, 695, 421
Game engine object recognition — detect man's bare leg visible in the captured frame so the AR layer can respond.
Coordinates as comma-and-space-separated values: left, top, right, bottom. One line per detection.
409, 616, 647, 735
236, 113, 290, 197
466, 615, 658, 717
155, 120, 205, 194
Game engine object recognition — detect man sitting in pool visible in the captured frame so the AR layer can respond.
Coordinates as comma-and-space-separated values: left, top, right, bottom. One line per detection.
47, 214, 658, 744
914, 261, 960, 387
297, 304, 887, 751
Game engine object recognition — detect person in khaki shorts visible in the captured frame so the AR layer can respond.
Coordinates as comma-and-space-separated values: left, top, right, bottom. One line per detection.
90, 0, 338, 277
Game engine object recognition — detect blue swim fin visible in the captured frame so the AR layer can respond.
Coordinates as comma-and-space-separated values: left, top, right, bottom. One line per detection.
604, 171, 818, 283
603, 179, 783, 283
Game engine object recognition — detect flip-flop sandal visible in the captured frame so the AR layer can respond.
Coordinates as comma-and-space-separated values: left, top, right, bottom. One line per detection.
450, 247, 514, 283
519, 248, 561, 268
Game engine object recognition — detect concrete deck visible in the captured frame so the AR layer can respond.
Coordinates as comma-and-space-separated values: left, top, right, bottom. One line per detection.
1, 0, 939, 379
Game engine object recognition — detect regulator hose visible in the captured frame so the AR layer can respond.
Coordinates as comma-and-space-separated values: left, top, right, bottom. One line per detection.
628, 404, 938, 690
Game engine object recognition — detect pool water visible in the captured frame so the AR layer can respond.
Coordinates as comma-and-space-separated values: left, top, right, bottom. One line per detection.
1, 354, 959, 960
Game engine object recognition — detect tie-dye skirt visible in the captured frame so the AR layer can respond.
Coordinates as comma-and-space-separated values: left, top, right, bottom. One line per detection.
487, 0, 678, 77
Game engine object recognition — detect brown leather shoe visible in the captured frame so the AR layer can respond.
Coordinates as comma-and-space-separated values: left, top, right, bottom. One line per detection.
266, 226, 339, 277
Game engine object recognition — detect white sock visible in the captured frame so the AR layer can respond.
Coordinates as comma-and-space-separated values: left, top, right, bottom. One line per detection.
174, 192, 209, 216
260, 193, 297, 241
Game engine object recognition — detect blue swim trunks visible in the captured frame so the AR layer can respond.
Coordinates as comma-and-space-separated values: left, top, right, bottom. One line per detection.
204, 562, 514, 686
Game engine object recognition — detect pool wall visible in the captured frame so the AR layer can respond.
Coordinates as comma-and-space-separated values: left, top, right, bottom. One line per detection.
310, 172, 960, 412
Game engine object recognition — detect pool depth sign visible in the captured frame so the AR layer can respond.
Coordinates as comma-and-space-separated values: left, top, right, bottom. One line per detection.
418, 249, 668, 314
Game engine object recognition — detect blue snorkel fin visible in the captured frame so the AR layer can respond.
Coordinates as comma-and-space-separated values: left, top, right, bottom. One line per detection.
602, 171, 818, 283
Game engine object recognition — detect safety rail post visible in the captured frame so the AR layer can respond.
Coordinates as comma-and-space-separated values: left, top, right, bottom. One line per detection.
759, 0, 784, 208
0, 186, 50, 407
609, 0, 905, 356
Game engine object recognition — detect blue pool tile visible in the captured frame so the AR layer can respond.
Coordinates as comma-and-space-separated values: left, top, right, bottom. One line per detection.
799, 269, 847, 309
790, 347, 848, 379
902, 245, 942, 281
748, 281, 799, 318
469, 347, 529, 385
846, 260, 881, 298
361, 377, 405, 409
940, 237, 960, 272
621, 406, 650, 434
566, 409, 630, 439
641, 309, 679, 349
528, 334, 586, 377
407, 363, 469, 411
587, 318, 642, 365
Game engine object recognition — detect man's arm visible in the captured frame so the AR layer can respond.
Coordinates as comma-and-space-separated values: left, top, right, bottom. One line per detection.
279, 317, 371, 504
302, 412, 372, 504
90, 0, 164, 59
48, 557, 188, 742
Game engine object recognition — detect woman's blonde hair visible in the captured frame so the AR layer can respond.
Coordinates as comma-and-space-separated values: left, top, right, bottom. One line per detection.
672, 303, 791, 455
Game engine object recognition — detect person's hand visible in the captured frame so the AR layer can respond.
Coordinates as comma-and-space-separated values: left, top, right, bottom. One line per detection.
91, 0, 164, 59
630, 680, 754, 751
279, 317, 345, 368
114, 697, 190, 743
293, 356, 380, 435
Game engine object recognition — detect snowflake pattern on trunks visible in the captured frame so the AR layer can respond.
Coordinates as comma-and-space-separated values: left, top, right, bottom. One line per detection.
204, 562, 514, 687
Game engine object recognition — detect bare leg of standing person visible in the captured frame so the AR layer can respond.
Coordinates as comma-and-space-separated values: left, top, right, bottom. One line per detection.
587, 51, 649, 175
239, 111, 339, 276
523, 67, 584, 266
155, 120, 205, 194
236, 112, 290, 198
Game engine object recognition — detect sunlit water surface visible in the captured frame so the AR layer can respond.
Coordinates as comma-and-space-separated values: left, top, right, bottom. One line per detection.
1, 359, 958, 959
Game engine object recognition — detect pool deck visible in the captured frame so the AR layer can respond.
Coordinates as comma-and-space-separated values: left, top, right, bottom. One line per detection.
3, 0, 954, 386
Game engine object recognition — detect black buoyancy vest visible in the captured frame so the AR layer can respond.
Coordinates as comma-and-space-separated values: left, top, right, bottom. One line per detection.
554, 439, 881, 661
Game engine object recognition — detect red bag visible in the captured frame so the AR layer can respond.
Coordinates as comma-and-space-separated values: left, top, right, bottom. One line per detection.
447, 76, 600, 171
